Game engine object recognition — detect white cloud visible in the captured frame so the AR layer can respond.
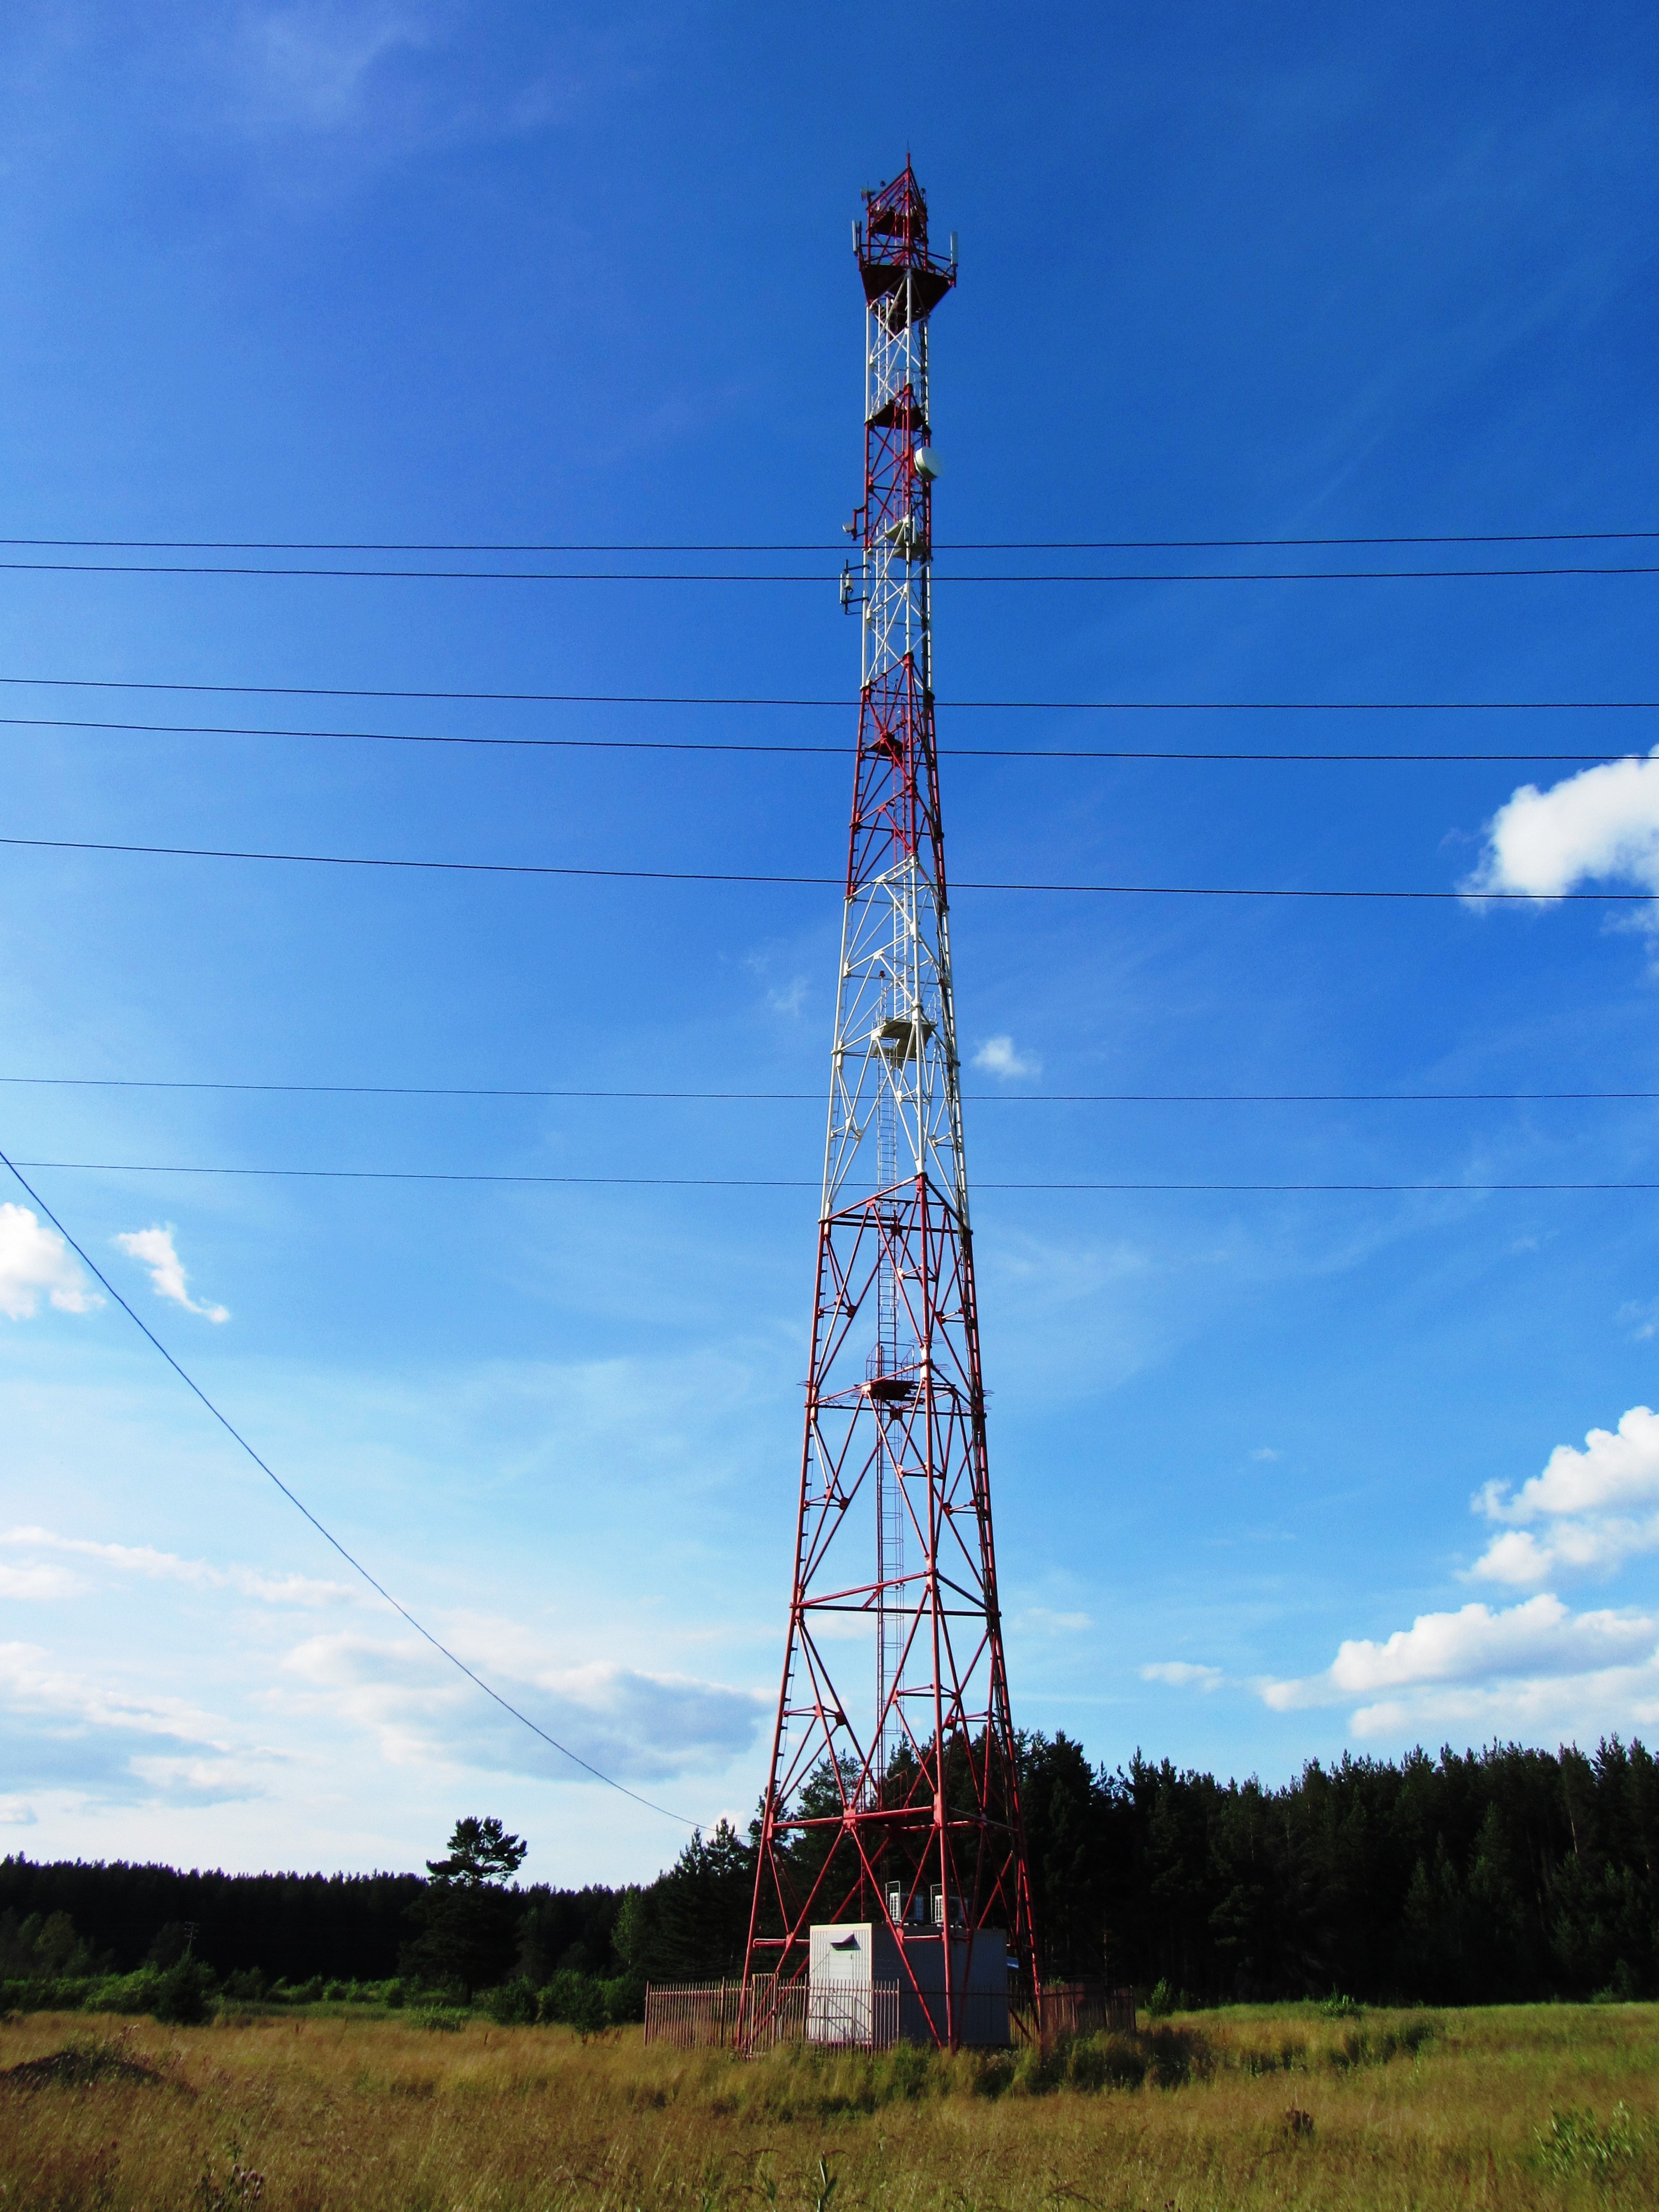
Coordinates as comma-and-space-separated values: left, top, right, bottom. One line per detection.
1250, 1446, 1282, 1462
973, 1035, 1041, 1080
1478, 1405, 1659, 1524
0, 1798, 36, 1827
0, 1561, 85, 1600
1151, 1391, 1659, 1743
0, 1641, 283, 1808
1261, 1594, 1658, 1726
1141, 1661, 1225, 1692
0, 1527, 351, 1608
280, 1630, 765, 1783
0, 1202, 99, 1320
1470, 1405, 1659, 1584
113, 1225, 229, 1322
1463, 747, 1659, 911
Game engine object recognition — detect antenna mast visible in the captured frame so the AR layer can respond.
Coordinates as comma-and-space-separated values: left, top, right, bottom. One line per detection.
743, 161, 1038, 2051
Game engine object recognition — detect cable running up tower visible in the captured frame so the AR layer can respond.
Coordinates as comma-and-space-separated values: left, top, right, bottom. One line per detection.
743, 163, 1038, 2051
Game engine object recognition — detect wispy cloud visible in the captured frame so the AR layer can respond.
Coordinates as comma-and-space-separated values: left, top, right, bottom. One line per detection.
0, 1561, 84, 1601
1020, 1606, 1093, 1635
231, 1, 444, 132
0, 1641, 275, 1806
0, 1527, 353, 1608
1141, 1660, 1225, 1692
0, 1203, 100, 1321
113, 1226, 229, 1323
973, 1035, 1041, 1080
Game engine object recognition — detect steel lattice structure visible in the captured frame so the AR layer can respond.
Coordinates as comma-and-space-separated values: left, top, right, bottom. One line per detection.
742, 163, 1038, 2050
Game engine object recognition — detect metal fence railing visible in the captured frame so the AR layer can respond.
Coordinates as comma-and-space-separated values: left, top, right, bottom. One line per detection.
644, 1975, 1129, 2053
641, 1979, 745, 2049
643, 1976, 901, 2052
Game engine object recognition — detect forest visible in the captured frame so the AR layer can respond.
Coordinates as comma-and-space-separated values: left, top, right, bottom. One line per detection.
2, 1734, 1653, 2011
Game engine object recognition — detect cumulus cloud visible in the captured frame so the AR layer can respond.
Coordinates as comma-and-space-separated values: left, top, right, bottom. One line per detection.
1147, 1399, 1659, 1743
113, 1226, 229, 1322
1141, 1661, 1225, 1691
280, 1631, 764, 1783
1263, 1594, 1655, 1706
973, 1035, 1040, 1079
0, 1527, 352, 1608
1463, 748, 1659, 910
1470, 1405, 1659, 1585
0, 1203, 99, 1320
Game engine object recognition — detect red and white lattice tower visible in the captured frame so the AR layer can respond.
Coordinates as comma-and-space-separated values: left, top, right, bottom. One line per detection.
743, 163, 1038, 2049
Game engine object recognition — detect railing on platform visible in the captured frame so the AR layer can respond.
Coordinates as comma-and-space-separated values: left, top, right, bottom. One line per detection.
643, 1975, 900, 2052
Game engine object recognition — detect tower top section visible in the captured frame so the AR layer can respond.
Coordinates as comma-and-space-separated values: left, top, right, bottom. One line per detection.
856, 162, 957, 331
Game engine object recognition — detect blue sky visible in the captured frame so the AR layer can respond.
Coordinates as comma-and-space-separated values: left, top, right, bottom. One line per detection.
4, 1, 1659, 1886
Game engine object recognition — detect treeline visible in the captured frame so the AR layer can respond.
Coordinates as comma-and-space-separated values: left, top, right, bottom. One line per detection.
1022, 1734, 1657, 2004
4, 1735, 1654, 2010
0, 1859, 622, 1992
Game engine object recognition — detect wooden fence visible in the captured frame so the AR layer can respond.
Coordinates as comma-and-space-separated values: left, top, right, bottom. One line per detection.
1032, 1981, 1137, 2039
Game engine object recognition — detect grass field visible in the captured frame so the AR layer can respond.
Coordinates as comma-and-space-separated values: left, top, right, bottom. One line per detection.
1, 2000, 1655, 2211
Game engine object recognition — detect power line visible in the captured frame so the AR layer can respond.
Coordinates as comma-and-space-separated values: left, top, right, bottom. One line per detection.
6, 529, 1659, 552
4, 1074, 1657, 1105
15, 1156, 1659, 1193
1, 831, 1647, 901
0, 1145, 696, 1828
4, 674, 1658, 713
7, 557, 1659, 583
1, 711, 1641, 766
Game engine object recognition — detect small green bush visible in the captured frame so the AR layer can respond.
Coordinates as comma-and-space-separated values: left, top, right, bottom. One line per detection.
1535, 2104, 1646, 2178
483, 1979, 539, 2026
1144, 2024, 1211, 2088
153, 1957, 213, 2026
1066, 2032, 1147, 2091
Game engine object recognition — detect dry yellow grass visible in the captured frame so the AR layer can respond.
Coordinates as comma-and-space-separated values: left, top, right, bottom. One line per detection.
1, 2001, 1655, 2211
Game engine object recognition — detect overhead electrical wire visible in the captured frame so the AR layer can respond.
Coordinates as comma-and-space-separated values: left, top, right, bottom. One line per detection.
14, 1157, 1659, 1194
5, 528, 1659, 551
4, 1074, 1657, 1105
4, 674, 1658, 714
0, 830, 1648, 901
5, 557, 1659, 583
0, 1142, 697, 1829
0, 710, 1644, 766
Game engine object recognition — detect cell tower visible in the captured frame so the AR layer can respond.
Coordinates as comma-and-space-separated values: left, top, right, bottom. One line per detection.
742, 163, 1038, 2049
